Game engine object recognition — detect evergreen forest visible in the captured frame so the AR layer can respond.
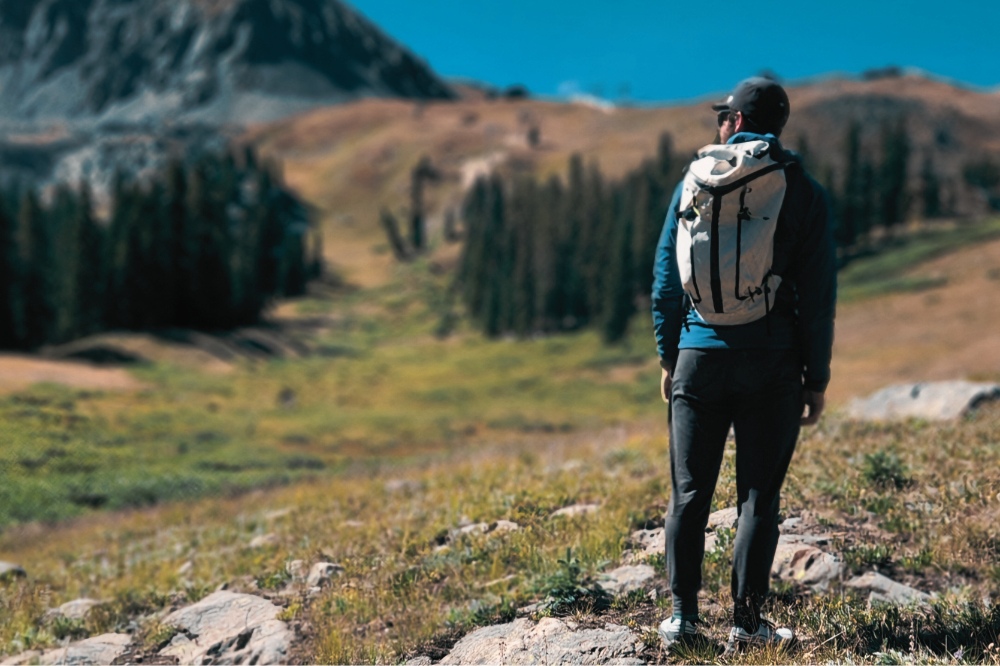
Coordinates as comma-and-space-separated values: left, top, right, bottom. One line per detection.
457, 117, 951, 343
0, 149, 318, 351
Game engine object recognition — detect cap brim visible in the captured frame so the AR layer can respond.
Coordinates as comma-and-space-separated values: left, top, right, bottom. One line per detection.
711, 102, 730, 112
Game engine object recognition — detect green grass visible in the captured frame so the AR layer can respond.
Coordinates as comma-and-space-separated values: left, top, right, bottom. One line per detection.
0, 260, 662, 529
838, 217, 1000, 302
4, 221, 1000, 663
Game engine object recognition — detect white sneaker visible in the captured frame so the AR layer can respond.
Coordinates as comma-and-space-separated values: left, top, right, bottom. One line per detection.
657, 616, 700, 648
726, 618, 795, 651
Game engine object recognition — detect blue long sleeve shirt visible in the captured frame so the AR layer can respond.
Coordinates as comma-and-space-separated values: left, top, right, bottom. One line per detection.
651, 132, 837, 392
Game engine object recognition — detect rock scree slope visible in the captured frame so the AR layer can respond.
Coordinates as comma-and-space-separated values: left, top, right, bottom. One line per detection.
0, 0, 455, 128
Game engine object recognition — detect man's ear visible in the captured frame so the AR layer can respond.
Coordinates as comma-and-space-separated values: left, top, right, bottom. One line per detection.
732, 111, 746, 133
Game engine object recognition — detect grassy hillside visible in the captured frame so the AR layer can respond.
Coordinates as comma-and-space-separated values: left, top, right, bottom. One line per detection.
248, 74, 1000, 288
2, 216, 1000, 662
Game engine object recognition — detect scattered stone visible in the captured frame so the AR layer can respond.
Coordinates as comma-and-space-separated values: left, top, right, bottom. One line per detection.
248, 533, 280, 549
846, 381, 1000, 421
177, 560, 194, 576
341, 520, 366, 528
0, 650, 43, 665
439, 617, 644, 664
780, 516, 803, 531
405, 657, 433, 666
159, 591, 293, 665
44, 598, 103, 622
707, 507, 739, 531
385, 479, 423, 494
452, 520, 521, 541
516, 602, 542, 617
306, 562, 344, 588
549, 504, 600, 519
458, 522, 491, 536
0, 561, 26, 581
34, 633, 131, 665
286, 559, 307, 579
771, 535, 843, 591
491, 520, 521, 533
846, 571, 933, 606
625, 527, 721, 563
629, 528, 664, 558
599, 565, 656, 596
263, 508, 293, 522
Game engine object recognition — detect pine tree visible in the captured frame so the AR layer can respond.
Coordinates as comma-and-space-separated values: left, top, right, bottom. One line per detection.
18, 190, 56, 347
920, 152, 942, 220
602, 191, 635, 344
837, 122, 862, 249
0, 195, 22, 348
879, 117, 910, 230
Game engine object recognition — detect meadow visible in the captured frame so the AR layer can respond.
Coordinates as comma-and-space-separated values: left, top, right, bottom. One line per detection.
2, 219, 1000, 664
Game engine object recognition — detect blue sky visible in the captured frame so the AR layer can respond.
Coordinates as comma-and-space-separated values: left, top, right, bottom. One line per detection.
348, 0, 1000, 103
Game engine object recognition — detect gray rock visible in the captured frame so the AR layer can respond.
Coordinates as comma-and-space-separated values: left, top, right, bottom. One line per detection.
771, 535, 843, 590
306, 562, 344, 588
707, 507, 739, 531
1, 650, 43, 665
599, 565, 657, 596
491, 520, 521, 533
458, 522, 491, 536
285, 559, 307, 579
549, 504, 601, 519
846, 381, 1000, 422
629, 528, 665, 558
385, 479, 423, 494
36, 633, 131, 665
0, 561, 26, 581
626, 527, 720, 561
248, 533, 280, 549
453, 520, 521, 541
439, 617, 644, 664
405, 657, 433, 665
44, 598, 103, 622
846, 572, 933, 606
159, 591, 293, 665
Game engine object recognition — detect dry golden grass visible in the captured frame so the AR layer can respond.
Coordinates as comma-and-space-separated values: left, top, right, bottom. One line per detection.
830, 235, 1000, 404
247, 74, 1000, 289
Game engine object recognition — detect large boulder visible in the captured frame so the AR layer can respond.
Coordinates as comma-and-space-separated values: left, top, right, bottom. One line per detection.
771, 535, 843, 590
158, 591, 293, 665
599, 565, 657, 596
35, 633, 131, 665
845, 571, 933, 606
44, 598, 103, 622
846, 381, 1000, 421
439, 617, 644, 664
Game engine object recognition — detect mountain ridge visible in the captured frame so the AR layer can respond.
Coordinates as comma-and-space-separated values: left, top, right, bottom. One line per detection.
0, 0, 455, 129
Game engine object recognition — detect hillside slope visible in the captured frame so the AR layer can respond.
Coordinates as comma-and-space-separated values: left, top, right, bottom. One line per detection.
251, 74, 1000, 287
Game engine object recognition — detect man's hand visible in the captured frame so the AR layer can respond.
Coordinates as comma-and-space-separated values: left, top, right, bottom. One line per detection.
801, 390, 825, 426
660, 367, 672, 404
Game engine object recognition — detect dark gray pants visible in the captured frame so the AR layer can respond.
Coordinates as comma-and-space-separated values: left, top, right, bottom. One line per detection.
665, 348, 802, 618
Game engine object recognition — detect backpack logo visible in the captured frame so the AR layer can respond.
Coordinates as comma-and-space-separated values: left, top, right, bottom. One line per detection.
676, 140, 788, 326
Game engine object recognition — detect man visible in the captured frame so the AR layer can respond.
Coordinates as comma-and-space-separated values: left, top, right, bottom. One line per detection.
651, 77, 836, 651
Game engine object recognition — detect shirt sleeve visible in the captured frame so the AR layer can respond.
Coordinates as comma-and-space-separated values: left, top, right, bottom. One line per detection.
651, 182, 686, 369
795, 179, 837, 392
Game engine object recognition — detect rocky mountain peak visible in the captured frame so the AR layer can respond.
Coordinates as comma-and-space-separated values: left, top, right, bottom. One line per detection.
0, 0, 455, 128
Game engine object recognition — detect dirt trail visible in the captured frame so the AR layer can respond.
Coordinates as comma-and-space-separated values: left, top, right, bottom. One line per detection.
829, 236, 1000, 405
0, 355, 140, 394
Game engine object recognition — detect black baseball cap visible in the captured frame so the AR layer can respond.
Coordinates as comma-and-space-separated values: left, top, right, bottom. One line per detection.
712, 77, 790, 134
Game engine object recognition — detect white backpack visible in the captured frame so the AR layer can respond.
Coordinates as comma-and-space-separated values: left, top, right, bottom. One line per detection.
676, 140, 790, 326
